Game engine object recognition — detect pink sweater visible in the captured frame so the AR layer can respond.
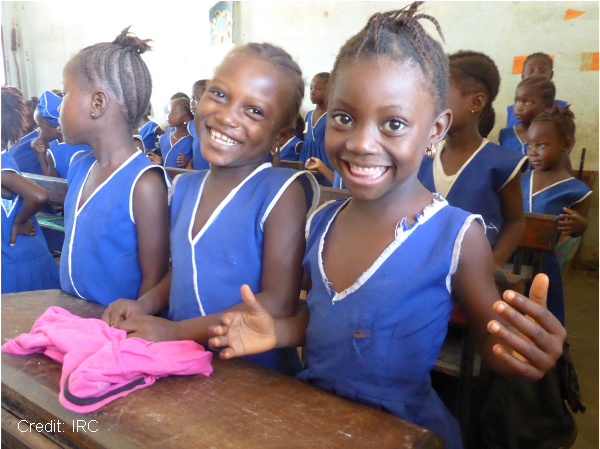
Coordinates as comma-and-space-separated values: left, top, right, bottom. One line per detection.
1, 306, 213, 412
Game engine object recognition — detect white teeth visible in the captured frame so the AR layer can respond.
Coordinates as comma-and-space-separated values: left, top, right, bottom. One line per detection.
209, 128, 241, 146
349, 163, 386, 178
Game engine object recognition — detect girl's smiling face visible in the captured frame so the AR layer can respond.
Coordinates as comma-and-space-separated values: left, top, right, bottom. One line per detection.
325, 57, 450, 201
196, 55, 293, 168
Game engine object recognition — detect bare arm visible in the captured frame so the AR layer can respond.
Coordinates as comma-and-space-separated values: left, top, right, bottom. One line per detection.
31, 138, 52, 176
45, 151, 59, 178
493, 172, 525, 267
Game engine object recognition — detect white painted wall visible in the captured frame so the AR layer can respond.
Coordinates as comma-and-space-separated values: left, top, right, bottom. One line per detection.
2, 1, 598, 259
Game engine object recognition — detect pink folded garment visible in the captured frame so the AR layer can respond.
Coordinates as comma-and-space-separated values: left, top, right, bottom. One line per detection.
1, 306, 213, 412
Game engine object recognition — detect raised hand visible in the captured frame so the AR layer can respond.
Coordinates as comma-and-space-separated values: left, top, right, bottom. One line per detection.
487, 274, 566, 381
177, 153, 188, 167
208, 285, 277, 359
31, 137, 48, 154
305, 157, 324, 171
558, 207, 587, 236
148, 153, 162, 165
10, 219, 36, 245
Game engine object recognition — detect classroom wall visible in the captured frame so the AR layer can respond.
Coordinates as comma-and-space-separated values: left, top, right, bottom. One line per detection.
2, 1, 599, 260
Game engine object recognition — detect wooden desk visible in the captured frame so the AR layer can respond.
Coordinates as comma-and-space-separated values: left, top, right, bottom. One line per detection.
2, 290, 443, 449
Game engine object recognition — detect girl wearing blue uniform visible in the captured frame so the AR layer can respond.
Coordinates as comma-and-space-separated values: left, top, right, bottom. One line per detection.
184, 80, 211, 170
418, 51, 528, 268
103, 43, 319, 377
522, 106, 591, 324
499, 76, 555, 155
506, 53, 568, 127
1, 86, 60, 293
301, 73, 333, 186
138, 104, 165, 152
150, 97, 193, 168
58, 27, 170, 308
266, 114, 304, 166
206, 7, 567, 449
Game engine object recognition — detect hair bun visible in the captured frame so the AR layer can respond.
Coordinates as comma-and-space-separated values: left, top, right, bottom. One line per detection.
112, 26, 152, 54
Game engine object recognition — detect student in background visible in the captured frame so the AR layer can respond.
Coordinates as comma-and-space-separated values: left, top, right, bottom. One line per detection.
103, 43, 319, 377
268, 114, 304, 166
419, 51, 528, 268
1, 86, 60, 293
59, 27, 170, 308
133, 130, 145, 153
506, 53, 568, 128
499, 76, 555, 155
138, 103, 165, 153
184, 79, 211, 170
24, 97, 39, 135
522, 105, 591, 324
300, 72, 332, 186
206, 7, 566, 449
150, 97, 194, 168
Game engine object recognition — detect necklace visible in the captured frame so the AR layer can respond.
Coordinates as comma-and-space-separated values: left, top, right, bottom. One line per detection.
171, 132, 183, 144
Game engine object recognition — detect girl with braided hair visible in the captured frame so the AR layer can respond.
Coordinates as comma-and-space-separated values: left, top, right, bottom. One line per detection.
102, 42, 319, 376
418, 51, 528, 268
150, 96, 194, 168
1, 86, 60, 293
205, 5, 566, 447
58, 27, 170, 308
184, 79, 211, 170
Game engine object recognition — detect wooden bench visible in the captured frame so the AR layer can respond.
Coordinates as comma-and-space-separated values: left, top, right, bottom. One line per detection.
1, 290, 444, 449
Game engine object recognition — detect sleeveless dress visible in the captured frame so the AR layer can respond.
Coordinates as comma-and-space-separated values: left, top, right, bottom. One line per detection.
1, 151, 60, 293
139, 121, 161, 151
521, 170, 592, 324
300, 110, 332, 187
60, 151, 170, 306
418, 140, 528, 248
159, 133, 194, 168
498, 126, 527, 156
298, 195, 482, 449
48, 142, 92, 178
168, 163, 319, 375
280, 136, 302, 161
7, 130, 42, 175
189, 120, 210, 170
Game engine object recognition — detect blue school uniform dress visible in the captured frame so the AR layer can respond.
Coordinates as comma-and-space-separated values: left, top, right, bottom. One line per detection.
418, 140, 528, 248
47, 142, 92, 178
300, 111, 332, 187
167, 163, 319, 375
60, 151, 170, 306
139, 121, 161, 152
280, 136, 302, 161
498, 126, 527, 155
159, 133, 193, 169
1, 151, 60, 293
298, 194, 482, 449
521, 170, 591, 324
505, 99, 568, 127
188, 120, 210, 170
7, 130, 42, 175
332, 171, 346, 189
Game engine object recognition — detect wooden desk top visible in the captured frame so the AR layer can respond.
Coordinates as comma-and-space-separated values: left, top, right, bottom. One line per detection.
2, 290, 443, 449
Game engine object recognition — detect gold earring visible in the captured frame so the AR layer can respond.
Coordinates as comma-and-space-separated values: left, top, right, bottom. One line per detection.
470, 109, 476, 114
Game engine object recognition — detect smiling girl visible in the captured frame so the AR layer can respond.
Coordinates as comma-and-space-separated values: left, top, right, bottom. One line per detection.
103, 43, 318, 376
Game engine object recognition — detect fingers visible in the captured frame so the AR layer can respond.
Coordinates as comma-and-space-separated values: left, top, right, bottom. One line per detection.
240, 284, 264, 314
489, 343, 545, 381
488, 317, 545, 365
208, 335, 229, 349
207, 324, 228, 337
563, 207, 575, 214
522, 273, 548, 307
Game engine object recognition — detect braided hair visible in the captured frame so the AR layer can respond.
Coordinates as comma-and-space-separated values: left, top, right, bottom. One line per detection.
69, 26, 153, 129
532, 104, 576, 146
331, 2, 449, 115
1, 86, 26, 149
171, 96, 193, 121
219, 43, 304, 127
517, 76, 556, 104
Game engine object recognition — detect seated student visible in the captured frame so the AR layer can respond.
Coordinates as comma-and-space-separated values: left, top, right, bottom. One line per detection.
522, 106, 591, 324
24, 97, 39, 135
102, 43, 319, 377
30, 92, 92, 179
266, 114, 304, 165
1, 86, 60, 293
59, 27, 170, 308
506, 53, 568, 128
182, 79, 211, 170
499, 76, 555, 155
204, 7, 566, 449
419, 51, 528, 268
149, 97, 194, 168
299, 72, 333, 186
138, 103, 165, 152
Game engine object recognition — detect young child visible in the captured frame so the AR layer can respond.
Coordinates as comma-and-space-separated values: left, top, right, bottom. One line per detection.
1, 86, 60, 293
506, 53, 568, 128
266, 114, 304, 166
499, 76, 555, 155
59, 27, 171, 307
24, 97, 39, 135
102, 43, 319, 377
180, 79, 211, 170
149, 97, 193, 168
206, 7, 566, 449
138, 103, 165, 152
522, 106, 591, 324
418, 51, 528, 267
301, 72, 333, 186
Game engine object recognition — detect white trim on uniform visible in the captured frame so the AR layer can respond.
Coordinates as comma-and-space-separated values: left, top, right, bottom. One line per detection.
447, 214, 485, 293
499, 156, 529, 190
129, 164, 171, 223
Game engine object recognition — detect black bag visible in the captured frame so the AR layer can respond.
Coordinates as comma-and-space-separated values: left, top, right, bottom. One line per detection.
478, 341, 584, 449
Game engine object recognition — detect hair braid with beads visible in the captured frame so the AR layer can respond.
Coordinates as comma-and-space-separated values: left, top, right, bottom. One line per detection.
331, 2, 449, 116
73, 26, 153, 129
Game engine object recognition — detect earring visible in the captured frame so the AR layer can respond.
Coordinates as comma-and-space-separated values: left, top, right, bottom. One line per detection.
184, 121, 187, 125
470, 109, 476, 114
91, 112, 95, 117
426, 145, 436, 158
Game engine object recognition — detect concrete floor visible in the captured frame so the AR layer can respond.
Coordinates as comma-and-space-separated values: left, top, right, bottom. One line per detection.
564, 266, 599, 449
